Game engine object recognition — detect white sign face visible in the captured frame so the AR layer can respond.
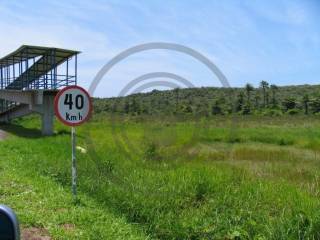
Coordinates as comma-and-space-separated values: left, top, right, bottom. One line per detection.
54, 86, 92, 126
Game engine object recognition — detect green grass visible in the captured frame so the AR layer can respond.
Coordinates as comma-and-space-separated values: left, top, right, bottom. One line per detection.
1, 115, 320, 239
0, 166, 148, 240
0, 119, 148, 240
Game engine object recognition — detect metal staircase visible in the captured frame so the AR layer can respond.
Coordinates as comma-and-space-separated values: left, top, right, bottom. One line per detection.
0, 45, 80, 135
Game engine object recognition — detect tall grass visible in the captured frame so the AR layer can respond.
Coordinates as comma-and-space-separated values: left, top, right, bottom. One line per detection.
1, 115, 320, 239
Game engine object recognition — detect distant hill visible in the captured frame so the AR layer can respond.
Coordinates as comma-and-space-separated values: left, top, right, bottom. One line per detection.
93, 83, 320, 116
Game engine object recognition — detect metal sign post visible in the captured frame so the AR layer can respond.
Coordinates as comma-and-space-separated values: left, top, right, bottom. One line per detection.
54, 86, 92, 202
71, 126, 77, 201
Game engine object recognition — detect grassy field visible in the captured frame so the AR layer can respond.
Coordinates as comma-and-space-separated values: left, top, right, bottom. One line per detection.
1, 114, 320, 239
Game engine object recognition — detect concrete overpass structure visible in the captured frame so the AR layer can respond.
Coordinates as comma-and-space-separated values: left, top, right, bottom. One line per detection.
0, 45, 79, 135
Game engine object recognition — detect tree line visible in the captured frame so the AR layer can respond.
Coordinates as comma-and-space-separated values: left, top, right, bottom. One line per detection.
94, 82, 320, 116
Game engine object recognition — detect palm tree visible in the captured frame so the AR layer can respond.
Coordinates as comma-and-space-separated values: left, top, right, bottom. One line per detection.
245, 83, 254, 103
270, 84, 278, 107
254, 92, 261, 109
260, 80, 269, 108
236, 91, 245, 112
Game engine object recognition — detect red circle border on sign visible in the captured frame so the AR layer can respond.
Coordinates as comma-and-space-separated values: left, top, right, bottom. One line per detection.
54, 85, 93, 127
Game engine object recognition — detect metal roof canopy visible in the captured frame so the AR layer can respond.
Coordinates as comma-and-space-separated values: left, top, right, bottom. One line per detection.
0, 45, 80, 67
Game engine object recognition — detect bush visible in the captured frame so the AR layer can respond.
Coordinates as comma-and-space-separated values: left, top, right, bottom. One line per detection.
286, 109, 300, 115
278, 138, 293, 146
262, 109, 283, 116
144, 141, 160, 160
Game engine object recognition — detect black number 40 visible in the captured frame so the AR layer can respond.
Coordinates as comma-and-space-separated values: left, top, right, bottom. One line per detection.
64, 94, 84, 110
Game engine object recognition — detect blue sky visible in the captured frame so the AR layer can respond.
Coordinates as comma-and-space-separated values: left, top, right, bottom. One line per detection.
0, 0, 319, 97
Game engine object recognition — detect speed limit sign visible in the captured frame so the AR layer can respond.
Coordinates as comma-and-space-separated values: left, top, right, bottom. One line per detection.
54, 85, 92, 202
54, 86, 92, 126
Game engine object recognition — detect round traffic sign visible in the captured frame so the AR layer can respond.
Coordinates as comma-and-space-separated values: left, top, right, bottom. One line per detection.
54, 86, 92, 126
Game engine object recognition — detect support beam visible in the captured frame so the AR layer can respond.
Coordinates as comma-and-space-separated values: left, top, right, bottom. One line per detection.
0, 90, 34, 104
0, 89, 59, 105
0, 104, 31, 122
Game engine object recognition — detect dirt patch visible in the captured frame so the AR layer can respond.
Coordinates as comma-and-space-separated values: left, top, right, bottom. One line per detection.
21, 227, 51, 240
0, 129, 8, 140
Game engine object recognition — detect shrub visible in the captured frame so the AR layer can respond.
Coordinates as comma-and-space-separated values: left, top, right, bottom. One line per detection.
144, 141, 159, 160
262, 109, 283, 116
287, 109, 300, 115
278, 138, 293, 146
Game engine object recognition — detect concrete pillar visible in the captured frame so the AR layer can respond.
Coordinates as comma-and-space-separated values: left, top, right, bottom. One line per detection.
41, 94, 55, 136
